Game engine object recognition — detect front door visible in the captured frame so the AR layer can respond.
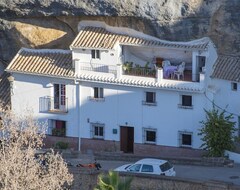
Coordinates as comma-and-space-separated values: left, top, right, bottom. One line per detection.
120, 126, 134, 153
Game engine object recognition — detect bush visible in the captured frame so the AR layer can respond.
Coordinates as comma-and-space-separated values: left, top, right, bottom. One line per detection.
55, 141, 69, 149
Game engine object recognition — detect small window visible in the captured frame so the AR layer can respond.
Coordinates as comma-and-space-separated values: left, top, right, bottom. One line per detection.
179, 95, 193, 109
89, 87, 104, 101
143, 128, 156, 144
179, 131, 192, 147
231, 82, 237, 91
143, 92, 157, 106
92, 124, 104, 139
141, 164, 153, 172
94, 87, 104, 98
91, 50, 100, 59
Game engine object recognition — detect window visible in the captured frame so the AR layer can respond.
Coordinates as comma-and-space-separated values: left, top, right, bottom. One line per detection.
143, 92, 157, 106
53, 84, 66, 111
49, 120, 66, 137
231, 82, 237, 91
141, 164, 154, 172
91, 49, 100, 59
89, 87, 104, 101
92, 124, 104, 139
179, 131, 192, 147
160, 162, 173, 172
179, 95, 193, 109
128, 164, 141, 172
94, 87, 103, 98
143, 128, 157, 144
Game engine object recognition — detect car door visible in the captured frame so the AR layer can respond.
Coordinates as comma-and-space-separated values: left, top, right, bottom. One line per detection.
140, 164, 154, 174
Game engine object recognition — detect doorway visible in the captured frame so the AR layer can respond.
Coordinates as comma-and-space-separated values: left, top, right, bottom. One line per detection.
120, 126, 134, 153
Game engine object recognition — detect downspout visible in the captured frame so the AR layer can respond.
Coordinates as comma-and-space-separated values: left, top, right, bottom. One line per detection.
75, 79, 81, 151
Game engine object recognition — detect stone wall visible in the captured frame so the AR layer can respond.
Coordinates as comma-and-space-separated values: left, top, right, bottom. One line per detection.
43, 135, 79, 150
69, 168, 240, 190
81, 138, 205, 158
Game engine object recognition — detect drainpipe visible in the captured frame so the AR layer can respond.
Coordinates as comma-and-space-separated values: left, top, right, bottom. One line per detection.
75, 79, 81, 151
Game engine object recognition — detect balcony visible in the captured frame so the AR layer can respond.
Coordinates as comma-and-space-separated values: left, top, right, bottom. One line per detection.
76, 61, 205, 86
39, 96, 68, 113
79, 62, 117, 74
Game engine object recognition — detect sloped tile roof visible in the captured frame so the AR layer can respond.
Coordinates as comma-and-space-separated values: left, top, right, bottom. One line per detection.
212, 55, 240, 82
76, 72, 203, 92
6, 48, 75, 78
70, 26, 210, 51
0, 71, 11, 107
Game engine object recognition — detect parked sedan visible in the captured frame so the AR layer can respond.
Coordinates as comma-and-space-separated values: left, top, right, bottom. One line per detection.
114, 158, 176, 176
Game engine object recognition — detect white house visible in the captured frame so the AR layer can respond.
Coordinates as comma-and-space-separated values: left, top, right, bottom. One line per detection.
6, 21, 227, 157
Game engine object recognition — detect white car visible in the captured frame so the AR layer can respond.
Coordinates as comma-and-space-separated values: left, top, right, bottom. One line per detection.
114, 158, 176, 176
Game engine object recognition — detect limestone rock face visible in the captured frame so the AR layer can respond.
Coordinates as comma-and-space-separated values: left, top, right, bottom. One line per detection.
0, 0, 239, 62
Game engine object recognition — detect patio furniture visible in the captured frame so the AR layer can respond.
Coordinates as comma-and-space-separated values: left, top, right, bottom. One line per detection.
173, 62, 185, 80
163, 65, 178, 79
162, 60, 171, 69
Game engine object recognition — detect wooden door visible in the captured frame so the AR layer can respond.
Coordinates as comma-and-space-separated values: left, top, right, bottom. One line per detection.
120, 126, 134, 153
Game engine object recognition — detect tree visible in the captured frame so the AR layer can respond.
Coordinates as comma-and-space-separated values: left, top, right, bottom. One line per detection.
94, 171, 132, 190
198, 106, 236, 157
0, 107, 73, 190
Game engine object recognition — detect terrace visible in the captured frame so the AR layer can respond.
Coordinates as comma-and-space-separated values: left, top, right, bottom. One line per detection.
76, 60, 204, 84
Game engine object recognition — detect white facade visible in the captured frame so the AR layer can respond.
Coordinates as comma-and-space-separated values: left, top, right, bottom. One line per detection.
7, 21, 228, 154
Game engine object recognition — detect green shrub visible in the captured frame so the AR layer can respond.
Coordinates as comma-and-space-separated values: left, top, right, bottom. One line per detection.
55, 141, 69, 149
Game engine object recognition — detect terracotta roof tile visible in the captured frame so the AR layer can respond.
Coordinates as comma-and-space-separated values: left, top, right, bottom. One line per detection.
6, 48, 75, 78
0, 72, 11, 107
70, 26, 210, 50
212, 55, 240, 82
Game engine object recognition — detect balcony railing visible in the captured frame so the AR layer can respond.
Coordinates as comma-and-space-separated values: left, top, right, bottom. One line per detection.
39, 96, 68, 113
79, 62, 117, 74
123, 67, 156, 78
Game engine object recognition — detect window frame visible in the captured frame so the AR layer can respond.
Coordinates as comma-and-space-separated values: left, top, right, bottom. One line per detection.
178, 94, 193, 109
49, 119, 66, 137
91, 123, 104, 139
91, 49, 100, 59
178, 131, 193, 148
143, 128, 157, 144
231, 82, 237, 91
89, 87, 105, 101
142, 91, 157, 106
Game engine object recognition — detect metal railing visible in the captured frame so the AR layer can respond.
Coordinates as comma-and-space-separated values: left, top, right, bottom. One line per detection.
79, 62, 117, 74
39, 96, 68, 113
123, 67, 156, 78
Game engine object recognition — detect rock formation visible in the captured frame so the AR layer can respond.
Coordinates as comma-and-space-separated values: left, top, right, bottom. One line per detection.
0, 0, 239, 63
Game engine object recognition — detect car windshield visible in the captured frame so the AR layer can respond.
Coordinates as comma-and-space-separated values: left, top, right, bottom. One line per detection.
159, 162, 172, 172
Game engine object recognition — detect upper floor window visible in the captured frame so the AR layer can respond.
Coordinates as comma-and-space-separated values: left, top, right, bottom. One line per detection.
143, 91, 157, 106
179, 131, 192, 148
231, 82, 237, 91
94, 87, 104, 98
92, 123, 104, 139
89, 87, 104, 101
143, 128, 157, 144
178, 95, 193, 109
53, 84, 66, 110
91, 50, 100, 59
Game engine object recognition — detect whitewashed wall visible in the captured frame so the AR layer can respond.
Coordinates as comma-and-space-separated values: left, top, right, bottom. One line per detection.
11, 73, 79, 137
79, 81, 208, 149
72, 48, 118, 65
211, 78, 240, 132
